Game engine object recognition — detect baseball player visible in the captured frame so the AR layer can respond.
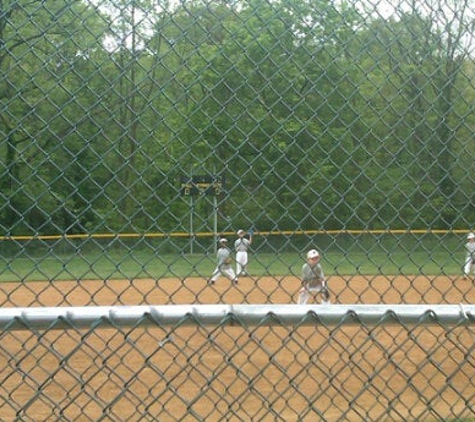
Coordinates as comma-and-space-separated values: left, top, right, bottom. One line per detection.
234, 229, 253, 276
463, 232, 475, 279
298, 249, 330, 305
209, 238, 239, 285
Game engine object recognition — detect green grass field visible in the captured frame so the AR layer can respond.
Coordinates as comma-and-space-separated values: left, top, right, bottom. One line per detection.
0, 250, 464, 282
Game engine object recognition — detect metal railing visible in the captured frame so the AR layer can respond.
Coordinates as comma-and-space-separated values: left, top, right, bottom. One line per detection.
0, 305, 473, 421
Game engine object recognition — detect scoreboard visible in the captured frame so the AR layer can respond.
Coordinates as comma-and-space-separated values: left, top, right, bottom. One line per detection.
180, 175, 225, 196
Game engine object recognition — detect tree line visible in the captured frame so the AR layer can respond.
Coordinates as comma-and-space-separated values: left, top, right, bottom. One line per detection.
1, 0, 474, 236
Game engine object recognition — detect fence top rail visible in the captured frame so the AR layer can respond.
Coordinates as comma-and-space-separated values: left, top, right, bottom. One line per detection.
0, 304, 473, 330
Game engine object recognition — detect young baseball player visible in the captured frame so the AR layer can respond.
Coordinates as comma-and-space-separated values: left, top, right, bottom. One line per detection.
298, 249, 330, 305
234, 229, 253, 276
463, 232, 475, 279
209, 238, 239, 285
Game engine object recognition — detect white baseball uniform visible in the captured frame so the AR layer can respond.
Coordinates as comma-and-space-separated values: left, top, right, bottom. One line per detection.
298, 261, 328, 304
210, 244, 238, 284
464, 239, 475, 277
234, 236, 251, 276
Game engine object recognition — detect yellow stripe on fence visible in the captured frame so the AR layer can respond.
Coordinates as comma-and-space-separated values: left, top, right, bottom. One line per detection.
0, 229, 471, 242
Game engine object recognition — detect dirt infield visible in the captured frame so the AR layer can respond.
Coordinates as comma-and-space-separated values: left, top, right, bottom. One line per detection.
0, 275, 473, 421
0, 274, 473, 307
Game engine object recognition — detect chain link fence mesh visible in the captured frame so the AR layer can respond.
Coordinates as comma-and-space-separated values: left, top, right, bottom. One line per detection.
0, 306, 473, 422
1, 0, 475, 303
2, 0, 475, 419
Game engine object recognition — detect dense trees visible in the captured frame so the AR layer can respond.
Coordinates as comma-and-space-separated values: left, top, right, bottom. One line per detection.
1, 0, 474, 235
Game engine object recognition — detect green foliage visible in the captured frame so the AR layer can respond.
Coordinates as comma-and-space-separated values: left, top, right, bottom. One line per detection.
1, 0, 475, 236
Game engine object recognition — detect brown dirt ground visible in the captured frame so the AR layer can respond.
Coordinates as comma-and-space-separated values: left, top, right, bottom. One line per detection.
0, 274, 473, 421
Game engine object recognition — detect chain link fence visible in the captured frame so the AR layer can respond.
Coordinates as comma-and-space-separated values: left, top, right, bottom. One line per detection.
0, 305, 473, 421
2, 0, 475, 419
1, 0, 475, 302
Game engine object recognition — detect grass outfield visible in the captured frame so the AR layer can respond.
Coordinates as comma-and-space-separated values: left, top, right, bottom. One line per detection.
0, 250, 464, 282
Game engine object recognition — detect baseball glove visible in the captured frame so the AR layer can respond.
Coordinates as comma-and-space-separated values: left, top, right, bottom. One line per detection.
322, 288, 330, 302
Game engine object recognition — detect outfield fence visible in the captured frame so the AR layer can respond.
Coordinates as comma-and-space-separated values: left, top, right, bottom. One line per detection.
0, 304, 474, 421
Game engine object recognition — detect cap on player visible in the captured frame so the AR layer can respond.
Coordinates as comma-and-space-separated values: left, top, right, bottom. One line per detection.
468, 232, 475, 240
307, 249, 320, 259
219, 238, 228, 244
237, 229, 245, 236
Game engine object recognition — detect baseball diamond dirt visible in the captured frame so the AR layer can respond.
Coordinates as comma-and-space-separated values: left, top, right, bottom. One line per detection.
0, 275, 473, 421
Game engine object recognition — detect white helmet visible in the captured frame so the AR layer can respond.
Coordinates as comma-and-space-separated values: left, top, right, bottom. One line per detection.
306, 249, 320, 259
468, 232, 475, 240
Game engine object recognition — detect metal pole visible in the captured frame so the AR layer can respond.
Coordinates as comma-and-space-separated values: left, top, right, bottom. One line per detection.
0, 304, 472, 330
213, 194, 218, 254
190, 195, 194, 254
